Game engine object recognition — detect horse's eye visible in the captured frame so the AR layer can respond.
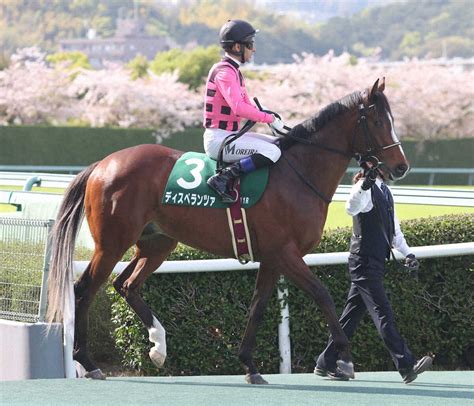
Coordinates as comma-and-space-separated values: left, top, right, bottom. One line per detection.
374, 117, 383, 127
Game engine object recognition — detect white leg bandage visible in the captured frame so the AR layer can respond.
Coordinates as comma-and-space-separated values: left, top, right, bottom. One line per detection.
148, 316, 166, 353
148, 316, 167, 367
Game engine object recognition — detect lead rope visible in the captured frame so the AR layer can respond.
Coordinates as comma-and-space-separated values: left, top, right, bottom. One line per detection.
371, 186, 407, 270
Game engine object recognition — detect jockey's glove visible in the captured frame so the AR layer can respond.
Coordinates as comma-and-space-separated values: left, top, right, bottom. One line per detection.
269, 115, 290, 137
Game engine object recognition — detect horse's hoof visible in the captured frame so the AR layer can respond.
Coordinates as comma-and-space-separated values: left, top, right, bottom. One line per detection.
149, 347, 166, 368
245, 373, 268, 384
336, 360, 355, 379
84, 368, 106, 380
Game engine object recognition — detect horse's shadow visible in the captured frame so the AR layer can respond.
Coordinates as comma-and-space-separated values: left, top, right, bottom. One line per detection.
111, 378, 472, 400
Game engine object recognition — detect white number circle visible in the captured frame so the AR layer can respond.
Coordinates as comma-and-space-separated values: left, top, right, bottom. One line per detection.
176, 158, 205, 190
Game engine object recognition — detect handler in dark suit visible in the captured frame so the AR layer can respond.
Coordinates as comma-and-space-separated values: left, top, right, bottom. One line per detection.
315, 164, 433, 383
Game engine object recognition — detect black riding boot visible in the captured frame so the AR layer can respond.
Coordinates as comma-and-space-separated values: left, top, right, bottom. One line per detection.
208, 155, 274, 203
207, 162, 243, 203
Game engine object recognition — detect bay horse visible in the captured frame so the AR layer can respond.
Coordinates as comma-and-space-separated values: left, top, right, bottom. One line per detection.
47, 78, 409, 383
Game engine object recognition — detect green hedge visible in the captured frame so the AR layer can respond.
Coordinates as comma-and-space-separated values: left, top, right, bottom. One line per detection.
101, 214, 473, 376
0, 126, 204, 165
0, 126, 472, 184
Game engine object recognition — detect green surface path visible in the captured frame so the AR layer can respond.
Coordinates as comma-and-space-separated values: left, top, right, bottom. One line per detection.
1, 371, 473, 406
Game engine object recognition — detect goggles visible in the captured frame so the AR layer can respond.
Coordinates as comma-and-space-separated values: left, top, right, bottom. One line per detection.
243, 40, 255, 50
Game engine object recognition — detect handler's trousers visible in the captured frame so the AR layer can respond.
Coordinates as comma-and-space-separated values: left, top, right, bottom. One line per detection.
316, 254, 416, 373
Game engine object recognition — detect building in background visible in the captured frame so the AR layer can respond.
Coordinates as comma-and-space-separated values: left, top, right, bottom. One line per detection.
60, 15, 176, 68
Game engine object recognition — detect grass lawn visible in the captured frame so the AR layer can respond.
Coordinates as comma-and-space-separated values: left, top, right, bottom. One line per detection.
327, 184, 474, 229
0, 185, 64, 194
326, 201, 474, 229
0, 185, 63, 213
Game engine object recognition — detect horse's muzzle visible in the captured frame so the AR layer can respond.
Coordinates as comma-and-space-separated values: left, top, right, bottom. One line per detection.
392, 163, 409, 180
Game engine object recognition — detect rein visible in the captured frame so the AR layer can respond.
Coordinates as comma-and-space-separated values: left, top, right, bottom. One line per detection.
281, 154, 332, 204
216, 119, 256, 172
283, 133, 352, 159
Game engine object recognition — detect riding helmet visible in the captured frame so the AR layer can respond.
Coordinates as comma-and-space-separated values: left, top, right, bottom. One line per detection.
219, 19, 258, 47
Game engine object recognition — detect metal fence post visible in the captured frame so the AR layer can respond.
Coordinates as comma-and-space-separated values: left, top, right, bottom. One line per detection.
38, 219, 54, 322
277, 277, 291, 374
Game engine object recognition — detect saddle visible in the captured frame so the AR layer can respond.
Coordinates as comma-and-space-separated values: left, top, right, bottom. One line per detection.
163, 152, 268, 209
162, 152, 269, 263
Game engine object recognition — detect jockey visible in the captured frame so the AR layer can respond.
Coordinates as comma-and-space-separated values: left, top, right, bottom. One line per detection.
204, 19, 289, 203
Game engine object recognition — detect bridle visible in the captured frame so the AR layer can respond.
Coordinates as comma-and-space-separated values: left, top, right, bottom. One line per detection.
283, 100, 402, 203
352, 102, 401, 171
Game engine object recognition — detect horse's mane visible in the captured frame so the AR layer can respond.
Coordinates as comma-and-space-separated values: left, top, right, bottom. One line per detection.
280, 90, 367, 150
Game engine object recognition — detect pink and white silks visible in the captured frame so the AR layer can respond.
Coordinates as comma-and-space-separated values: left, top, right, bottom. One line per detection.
203, 56, 281, 163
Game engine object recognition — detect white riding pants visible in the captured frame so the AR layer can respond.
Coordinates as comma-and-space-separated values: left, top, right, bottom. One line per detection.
203, 128, 281, 163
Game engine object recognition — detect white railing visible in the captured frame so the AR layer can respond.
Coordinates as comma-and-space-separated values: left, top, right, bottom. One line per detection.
2, 174, 473, 208
0, 172, 76, 189
70, 242, 474, 377
345, 167, 474, 185
0, 166, 84, 174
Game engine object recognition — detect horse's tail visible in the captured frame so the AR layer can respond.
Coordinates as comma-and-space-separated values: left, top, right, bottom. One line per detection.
47, 162, 99, 323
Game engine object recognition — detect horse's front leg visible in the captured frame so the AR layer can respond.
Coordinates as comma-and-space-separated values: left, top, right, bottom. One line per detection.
238, 263, 279, 384
279, 248, 354, 379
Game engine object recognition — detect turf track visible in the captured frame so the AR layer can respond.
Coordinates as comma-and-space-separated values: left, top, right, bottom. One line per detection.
1, 371, 473, 406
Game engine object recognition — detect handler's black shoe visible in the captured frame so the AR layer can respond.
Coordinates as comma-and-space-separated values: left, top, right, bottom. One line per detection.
401, 355, 433, 384
314, 366, 350, 381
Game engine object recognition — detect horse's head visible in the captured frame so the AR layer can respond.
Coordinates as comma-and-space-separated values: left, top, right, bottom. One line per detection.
352, 78, 409, 180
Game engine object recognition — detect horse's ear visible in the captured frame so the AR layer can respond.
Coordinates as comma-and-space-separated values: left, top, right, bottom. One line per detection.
379, 77, 385, 92
369, 79, 379, 100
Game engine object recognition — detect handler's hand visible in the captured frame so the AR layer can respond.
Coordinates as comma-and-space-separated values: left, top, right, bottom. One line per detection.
405, 253, 420, 278
361, 168, 377, 190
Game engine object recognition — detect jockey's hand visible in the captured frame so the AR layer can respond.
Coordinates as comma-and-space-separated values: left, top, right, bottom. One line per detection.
269, 115, 290, 137
361, 168, 377, 190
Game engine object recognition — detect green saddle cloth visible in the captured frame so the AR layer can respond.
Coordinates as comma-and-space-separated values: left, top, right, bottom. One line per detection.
162, 152, 268, 208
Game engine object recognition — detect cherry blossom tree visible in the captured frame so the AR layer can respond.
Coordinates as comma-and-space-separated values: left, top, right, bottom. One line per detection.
0, 47, 72, 126
245, 52, 474, 139
1, 48, 472, 140
0, 48, 201, 137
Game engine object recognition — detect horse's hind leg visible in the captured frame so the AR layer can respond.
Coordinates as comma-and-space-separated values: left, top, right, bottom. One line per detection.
74, 248, 126, 379
113, 233, 177, 368
238, 263, 279, 384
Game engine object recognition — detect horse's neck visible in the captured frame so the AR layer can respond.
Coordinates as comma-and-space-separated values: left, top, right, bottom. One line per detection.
285, 129, 351, 201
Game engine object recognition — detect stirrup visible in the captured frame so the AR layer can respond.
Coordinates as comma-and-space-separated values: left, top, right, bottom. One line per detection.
219, 189, 239, 204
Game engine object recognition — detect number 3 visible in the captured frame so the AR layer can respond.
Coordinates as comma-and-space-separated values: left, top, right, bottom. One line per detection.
177, 158, 205, 189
